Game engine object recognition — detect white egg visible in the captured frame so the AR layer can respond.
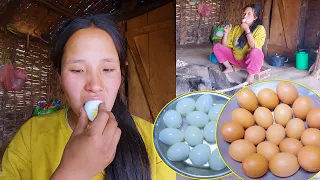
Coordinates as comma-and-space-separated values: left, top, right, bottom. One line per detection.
189, 144, 211, 166
176, 98, 196, 116
159, 128, 184, 145
209, 148, 226, 171
167, 142, 190, 161
242, 19, 247, 23
195, 94, 213, 113
186, 111, 209, 128
203, 121, 217, 143
208, 104, 224, 121
84, 100, 103, 121
163, 110, 182, 128
184, 126, 203, 146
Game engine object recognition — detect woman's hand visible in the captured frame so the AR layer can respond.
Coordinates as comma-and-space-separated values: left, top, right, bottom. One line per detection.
224, 24, 232, 34
240, 22, 250, 33
51, 103, 121, 180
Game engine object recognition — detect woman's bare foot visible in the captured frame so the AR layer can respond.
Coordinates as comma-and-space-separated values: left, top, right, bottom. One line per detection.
223, 67, 234, 73
245, 74, 255, 84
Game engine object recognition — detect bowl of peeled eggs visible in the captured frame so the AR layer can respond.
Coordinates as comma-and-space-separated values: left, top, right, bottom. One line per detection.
217, 80, 320, 179
153, 91, 231, 179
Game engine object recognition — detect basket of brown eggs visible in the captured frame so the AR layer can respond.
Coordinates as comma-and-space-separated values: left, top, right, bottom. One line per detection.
216, 80, 320, 179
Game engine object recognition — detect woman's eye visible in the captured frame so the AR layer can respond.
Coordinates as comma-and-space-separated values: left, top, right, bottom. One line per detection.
103, 69, 114, 72
71, 69, 83, 73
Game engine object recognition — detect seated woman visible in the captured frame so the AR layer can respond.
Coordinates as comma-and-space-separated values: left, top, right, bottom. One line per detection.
0, 14, 176, 180
213, 4, 266, 84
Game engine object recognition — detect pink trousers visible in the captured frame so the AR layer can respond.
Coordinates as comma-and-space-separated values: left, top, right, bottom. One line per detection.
212, 43, 264, 74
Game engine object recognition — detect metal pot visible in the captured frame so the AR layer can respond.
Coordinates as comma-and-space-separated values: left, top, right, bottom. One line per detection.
268, 55, 288, 67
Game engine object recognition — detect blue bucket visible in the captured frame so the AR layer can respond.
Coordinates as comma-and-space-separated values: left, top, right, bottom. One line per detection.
209, 52, 218, 63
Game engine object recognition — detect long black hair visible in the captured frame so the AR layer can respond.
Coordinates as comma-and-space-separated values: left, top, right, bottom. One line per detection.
52, 14, 151, 180
238, 4, 262, 49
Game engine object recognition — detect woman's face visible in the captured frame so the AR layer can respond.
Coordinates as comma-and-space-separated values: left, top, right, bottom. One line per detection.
60, 27, 121, 117
242, 7, 257, 25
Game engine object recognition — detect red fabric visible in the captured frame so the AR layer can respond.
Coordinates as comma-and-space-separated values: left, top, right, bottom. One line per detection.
0, 60, 27, 91
198, 3, 212, 17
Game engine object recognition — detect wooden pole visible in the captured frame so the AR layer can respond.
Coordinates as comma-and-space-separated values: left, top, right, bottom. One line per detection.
297, 0, 309, 48
262, 0, 272, 55
310, 44, 320, 79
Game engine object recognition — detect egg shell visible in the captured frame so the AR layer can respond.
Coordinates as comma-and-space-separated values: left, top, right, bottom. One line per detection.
269, 152, 300, 178
306, 108, 320, 129
176, 98, 196, 116
84, 100, 103, 121
279, 138, 303, 156
286, 118, 306, 139
274, 104, 292, 126
159, 128, 184, 145
232, 108, 255, 129
266, 124, 286, 145
163, 110, 182, 128
257, 88, 279, 109
203, 121, 216, 143
298, 145, 320, 172
244, 126, 266, 145
184, 126, 204, 146
254, 107, 273, 129
292, 96, 312, 119
237, 88, 259, 112
208, 104, 224, 121
276, 82, 298, 105
167, 142, 190, 161
209, 148, 226, 171
228, 139, 256, 162
186, 111, 209, 128
242, 153, 268, 178
301, 128, 320, 146
195, 94, 213, 113
220, 121, 244, 143
189, 144, 211, 166
257, 141, 279, 161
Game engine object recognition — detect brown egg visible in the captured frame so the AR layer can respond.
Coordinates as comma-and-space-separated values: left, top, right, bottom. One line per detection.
298, 145, 320, 172
228, 139, 256, 162
292, 96, 312, 119
301, 128, 320, 146
269, 152, 300, 177
274, 104, 292, 126
257, 141, 280, 161
237, 88, 258, 112
244, 126, 266, 145
266, 124, 286, 145
220, 121, 244, 143
306, 108, 320, 129
254, 107, 273, 129
232, 108, 255, 129
286, 118, 306, 139
258, 88, 279, 109
276, 81, 298, 104
279, 138, 303, 156
242, 153, 268, 178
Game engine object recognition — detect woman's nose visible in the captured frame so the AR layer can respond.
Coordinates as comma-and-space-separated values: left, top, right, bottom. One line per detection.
84, 72, 104, 93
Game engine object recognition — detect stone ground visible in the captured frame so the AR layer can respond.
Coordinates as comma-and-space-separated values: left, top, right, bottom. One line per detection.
175, 43, 320, 180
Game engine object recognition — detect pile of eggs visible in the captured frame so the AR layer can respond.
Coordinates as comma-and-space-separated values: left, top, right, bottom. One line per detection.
158, 94, 227, 171
219, 81, 320, 178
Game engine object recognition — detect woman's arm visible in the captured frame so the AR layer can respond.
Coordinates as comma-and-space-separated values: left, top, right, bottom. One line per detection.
222, 24, 232, 46
245, 32, 255, 48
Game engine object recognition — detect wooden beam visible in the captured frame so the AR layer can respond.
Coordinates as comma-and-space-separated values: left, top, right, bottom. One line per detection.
125, 19, 174, 37
262, 0, 272, 55
297, 0, 309, 48
277, 0, 290, 48
33, 0, 76, 18
268, 44, 292, 53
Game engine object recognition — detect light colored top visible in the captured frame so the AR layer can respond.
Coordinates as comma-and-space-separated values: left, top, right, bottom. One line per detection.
0, 108, 176, 180
227, 25, 266, 60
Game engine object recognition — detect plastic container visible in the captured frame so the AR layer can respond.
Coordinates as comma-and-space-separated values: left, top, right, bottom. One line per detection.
296, 51, 309, 70
209, 52, 218, 63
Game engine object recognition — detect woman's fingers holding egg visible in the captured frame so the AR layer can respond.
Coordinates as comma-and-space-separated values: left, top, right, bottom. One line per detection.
102, 112, 120, 138
89, 102, 110, 134
74, 107, 89, 135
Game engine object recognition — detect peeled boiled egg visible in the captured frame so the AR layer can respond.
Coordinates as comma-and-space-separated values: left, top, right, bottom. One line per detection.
167, 142, 190, 161
195, 94, 213, 113
269, 152, 300, 177
242, 153, 268, 178
244, 126, 266, 145
258, 88, 279, 109
159, 128, 184, 145
228, 139, 256, 162
276, 81, 298, 104
189, 144, 211, 166
220, 121, 245, 143
232, 108, 255, 129
279, 138, 303, 156
301, 128, 320, 146
184, 126, 204, 146
237, 88, 258, 112
242, 19, 247, 23
186, 111, 209, 128
266, 124, 286, 145
163, 110, 182, 128
84, 100, 103, 121
292, 96, 312, 119
306, 108, 320, 129
286, 118, 306, 139
209, 148, 226, 171
254, 107, 273, 129
274, 104, 292, 126
176, 97, 196, 116
208, 104, 224, 121
257, 141, 279, 161
298, 145, 320, 172
203, 121, 216, 143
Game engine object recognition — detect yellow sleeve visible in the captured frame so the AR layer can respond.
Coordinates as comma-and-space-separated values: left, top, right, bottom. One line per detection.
253, 25, 266, 49
156, 154, 176, 180
0, 121, 32, 180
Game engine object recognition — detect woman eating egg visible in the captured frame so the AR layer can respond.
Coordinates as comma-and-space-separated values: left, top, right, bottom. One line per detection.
212, 4, 266, 84
0, 14, 176, 180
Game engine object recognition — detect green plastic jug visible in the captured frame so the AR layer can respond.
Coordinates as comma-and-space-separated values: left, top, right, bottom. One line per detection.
296, 51, 309, 70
